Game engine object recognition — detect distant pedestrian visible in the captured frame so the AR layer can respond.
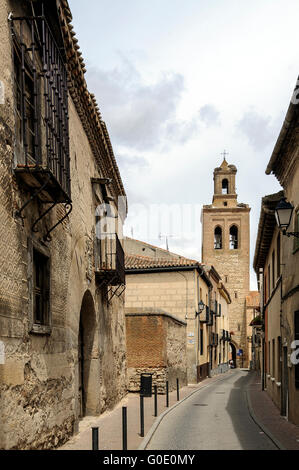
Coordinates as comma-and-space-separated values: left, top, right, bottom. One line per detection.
229, 360, 234, 369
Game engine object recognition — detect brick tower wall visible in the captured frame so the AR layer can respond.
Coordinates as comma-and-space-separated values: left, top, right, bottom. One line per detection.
202, 204, 251, 367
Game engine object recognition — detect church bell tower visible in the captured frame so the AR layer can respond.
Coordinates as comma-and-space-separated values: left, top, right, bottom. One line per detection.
202, 156, 251, 367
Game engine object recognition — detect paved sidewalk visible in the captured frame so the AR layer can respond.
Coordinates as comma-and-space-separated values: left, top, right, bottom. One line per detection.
247, 372, 299, 450
59, 371, 234, 451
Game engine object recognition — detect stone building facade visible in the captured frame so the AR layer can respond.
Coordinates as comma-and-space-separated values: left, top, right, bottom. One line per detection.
125, 308, 187, 393
254, 78, 299, 425
124, 238, 231, 384
245, 291, 260, 368
254, 192, 284, 413
202, 159, 251, 367
0, 0, 127, 449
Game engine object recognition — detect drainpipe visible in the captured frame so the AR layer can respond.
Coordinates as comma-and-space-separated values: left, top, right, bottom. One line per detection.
176, 271, 189, 320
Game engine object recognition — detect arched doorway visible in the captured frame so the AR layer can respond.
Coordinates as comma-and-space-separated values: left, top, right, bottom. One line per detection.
78, 290, 98, 418
230, 342, 237, 368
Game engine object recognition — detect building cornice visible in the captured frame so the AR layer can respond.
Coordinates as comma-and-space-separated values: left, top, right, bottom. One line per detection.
202, 206, 250, 213
266, 79, 299, 186
125, 308, 187, 326
57, 1, 126, 202
253, 191, 284, 273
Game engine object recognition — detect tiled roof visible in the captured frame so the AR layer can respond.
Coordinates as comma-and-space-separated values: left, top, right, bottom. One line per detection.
125, 254, 202, 270
58, 1, 126, 200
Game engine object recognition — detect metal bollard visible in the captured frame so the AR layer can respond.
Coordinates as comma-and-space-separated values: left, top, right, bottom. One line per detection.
154, 385, 158, 417
140, 395, 144, 437
177, 378, 180, 401
122, 406, 127, 450
166, 381, 169, 407
92, 427, 99, 450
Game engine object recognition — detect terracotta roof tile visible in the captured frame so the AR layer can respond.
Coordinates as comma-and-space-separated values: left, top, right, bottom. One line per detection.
125, 254, 202, 270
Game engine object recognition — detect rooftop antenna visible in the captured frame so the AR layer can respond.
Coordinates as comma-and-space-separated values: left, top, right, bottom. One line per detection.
159, 233, 173, 251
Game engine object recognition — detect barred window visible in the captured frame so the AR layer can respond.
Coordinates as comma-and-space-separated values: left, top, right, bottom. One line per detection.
11, 14, 70, 197
14, 46, 38, 162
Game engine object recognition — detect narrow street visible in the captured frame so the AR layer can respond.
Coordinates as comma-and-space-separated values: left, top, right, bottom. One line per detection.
146, 370, 278, 450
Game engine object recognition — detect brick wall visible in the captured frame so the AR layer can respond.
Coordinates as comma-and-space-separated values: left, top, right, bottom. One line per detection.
125, 309, 187, 393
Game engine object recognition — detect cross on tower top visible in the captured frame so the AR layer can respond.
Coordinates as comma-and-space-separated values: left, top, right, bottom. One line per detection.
221, 150, 229, 160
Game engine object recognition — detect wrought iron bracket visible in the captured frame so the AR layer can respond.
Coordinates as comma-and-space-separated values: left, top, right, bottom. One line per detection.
15, 173, 52, 220
284, 231, 299, 239
31, 202, 57, 233
43, 202, 72, 242
107, 283, 126, 304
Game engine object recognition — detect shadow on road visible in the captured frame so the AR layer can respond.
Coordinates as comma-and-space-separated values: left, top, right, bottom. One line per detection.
225, 369, 276, 450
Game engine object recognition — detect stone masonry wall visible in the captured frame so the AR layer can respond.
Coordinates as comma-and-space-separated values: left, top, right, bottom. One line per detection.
202, 207, 250, 367
0, 0, 127, 449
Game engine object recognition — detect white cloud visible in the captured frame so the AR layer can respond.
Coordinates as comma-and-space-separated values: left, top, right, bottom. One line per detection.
236, 110, 282, 151
86, 60, 200, 151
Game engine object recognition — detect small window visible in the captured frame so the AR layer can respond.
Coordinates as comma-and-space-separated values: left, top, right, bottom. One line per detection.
33, 249, 50, 326
222, 179, 229, 194
229, 225, 238, 249
223, 202, 227, 206
214, 226, 222, 249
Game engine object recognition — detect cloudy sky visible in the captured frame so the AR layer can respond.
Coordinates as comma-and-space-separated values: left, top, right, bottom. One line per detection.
69, 0, 298, 289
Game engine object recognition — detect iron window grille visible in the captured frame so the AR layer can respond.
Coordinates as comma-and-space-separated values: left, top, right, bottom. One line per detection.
11, 13, 70, 195
10, 10, 72, 237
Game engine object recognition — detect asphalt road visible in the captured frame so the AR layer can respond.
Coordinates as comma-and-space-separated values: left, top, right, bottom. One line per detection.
146, 369, 278, 450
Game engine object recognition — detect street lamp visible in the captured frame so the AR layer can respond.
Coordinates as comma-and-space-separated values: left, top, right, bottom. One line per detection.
196, 300, 205, 316
274, 198, 299, 238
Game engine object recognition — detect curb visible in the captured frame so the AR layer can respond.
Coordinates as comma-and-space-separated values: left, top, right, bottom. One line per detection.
245, 377, 286, 450
138, 370, 234, 450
